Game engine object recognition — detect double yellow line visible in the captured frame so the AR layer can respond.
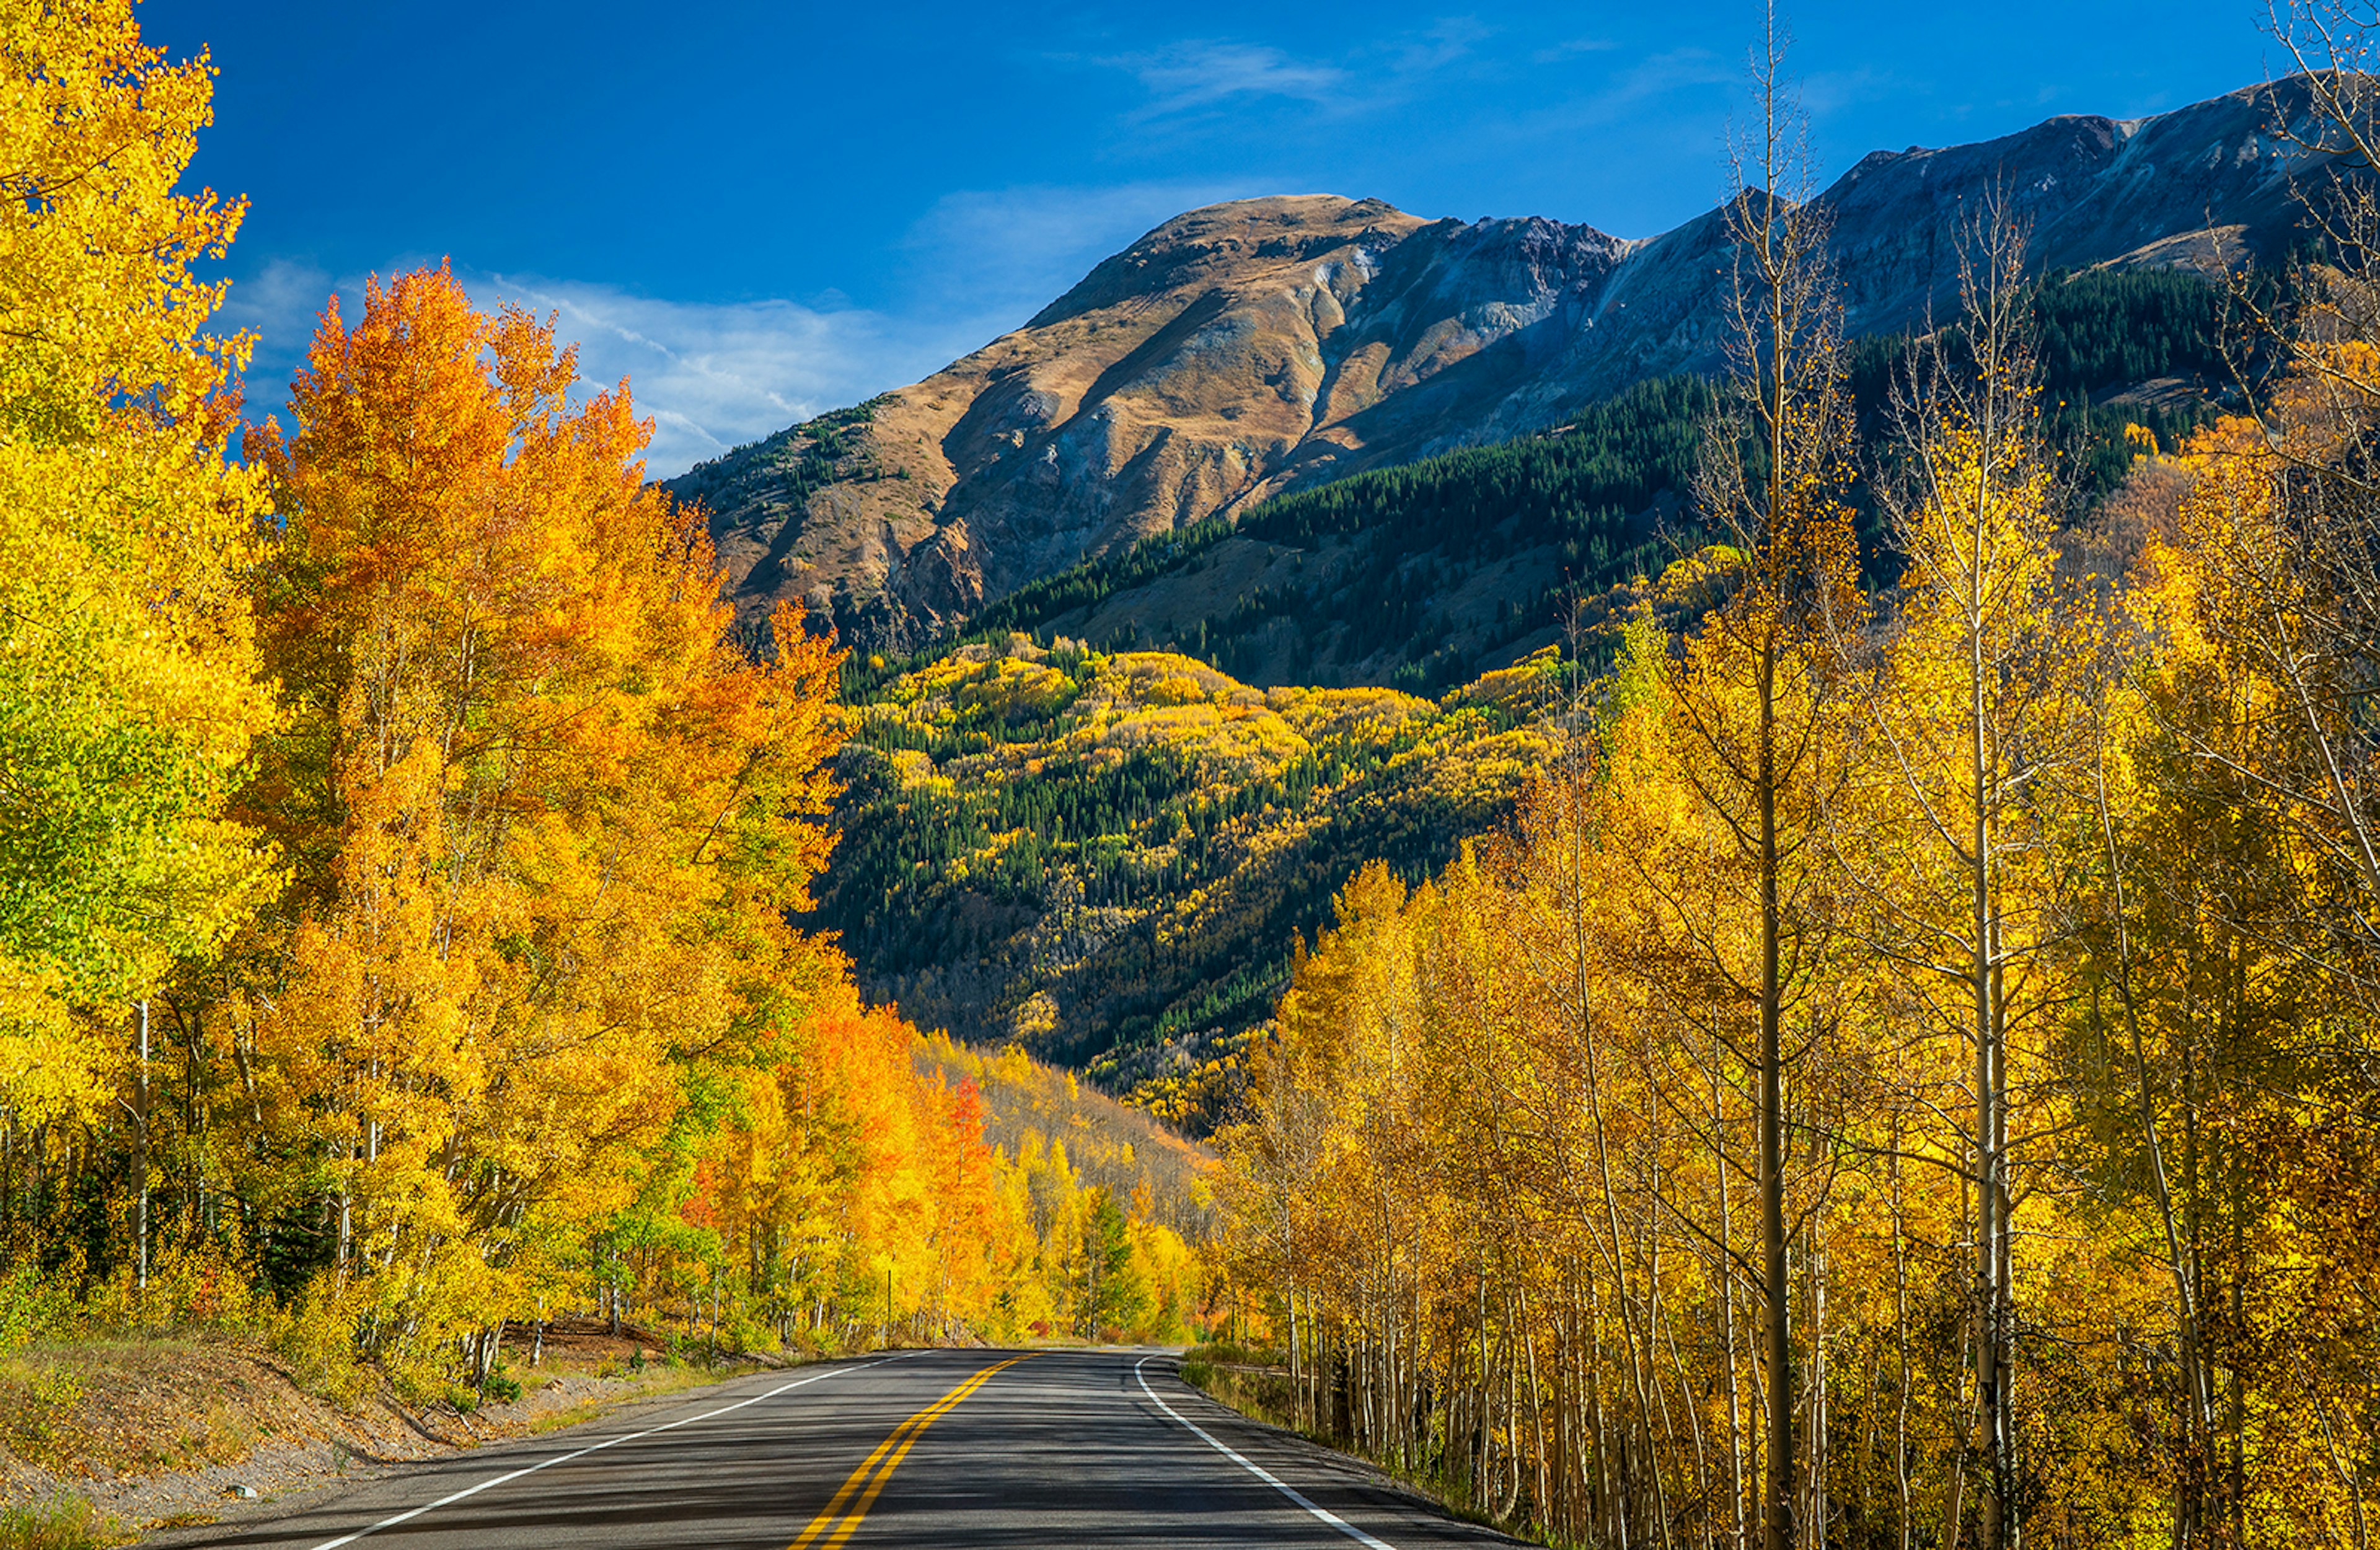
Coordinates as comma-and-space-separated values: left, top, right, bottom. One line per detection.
787, 1355, 1029, 1549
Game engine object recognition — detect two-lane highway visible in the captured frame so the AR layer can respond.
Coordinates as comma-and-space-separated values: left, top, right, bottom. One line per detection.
157, 1349, 1522, 1548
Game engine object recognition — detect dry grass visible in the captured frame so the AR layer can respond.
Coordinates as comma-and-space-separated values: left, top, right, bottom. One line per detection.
4, 1339, 300, 1479
0, 1321, 800, 1538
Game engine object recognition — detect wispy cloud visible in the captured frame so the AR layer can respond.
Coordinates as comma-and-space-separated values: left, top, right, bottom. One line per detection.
1391, 19, 1491, 76
214, 256, 345, 407
1092, 23, 1502, 123
1593, 48, 1738, 120
208, 180, 1297, 482
1799, 67, 1898, 120
1532, 37, 1619, 65
1112, 41, 1348, 115
900, 178, 1261, 319
475, 277, 978, 477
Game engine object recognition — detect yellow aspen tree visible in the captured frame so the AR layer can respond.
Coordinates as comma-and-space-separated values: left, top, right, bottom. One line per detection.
0, 0, 271, 1135
1669, 12, 1866, 1541
2114, 387, 2380, 1542
1851, 210, 2095, 1549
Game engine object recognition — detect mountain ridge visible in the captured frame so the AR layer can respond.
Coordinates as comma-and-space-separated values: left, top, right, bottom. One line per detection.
668, 75, 2332, 655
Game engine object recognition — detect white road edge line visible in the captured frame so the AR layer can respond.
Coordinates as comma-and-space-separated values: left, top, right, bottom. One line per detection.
306, 1350, 912, 1550
1133, 1353, 1398, 1550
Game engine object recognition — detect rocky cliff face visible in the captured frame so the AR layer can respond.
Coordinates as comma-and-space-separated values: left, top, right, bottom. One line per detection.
669, 77, 2335, 651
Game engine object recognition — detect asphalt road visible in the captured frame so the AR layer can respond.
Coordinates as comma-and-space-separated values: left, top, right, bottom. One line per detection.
156, 1348, 1523, 1549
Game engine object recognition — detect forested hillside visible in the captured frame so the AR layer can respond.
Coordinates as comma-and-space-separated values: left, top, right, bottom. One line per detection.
814, 641, 1558, 1127
813, 267, 2248, 1107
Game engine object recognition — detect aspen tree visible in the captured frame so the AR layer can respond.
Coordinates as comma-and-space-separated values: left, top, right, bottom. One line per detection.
1856, 209, 2090, 1550
1672, 9, 1862, 1543
0, 0, 271, 1130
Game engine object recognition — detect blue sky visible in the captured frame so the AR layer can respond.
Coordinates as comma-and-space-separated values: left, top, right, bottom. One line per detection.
144, 0, 2284, 475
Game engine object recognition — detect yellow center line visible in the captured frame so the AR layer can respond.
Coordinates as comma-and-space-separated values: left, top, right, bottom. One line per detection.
788, 1355, 1029, 1549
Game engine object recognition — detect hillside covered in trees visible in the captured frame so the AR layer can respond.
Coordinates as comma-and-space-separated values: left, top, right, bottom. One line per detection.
816, 265, 2250, 1112
814, 641, 1558, 1129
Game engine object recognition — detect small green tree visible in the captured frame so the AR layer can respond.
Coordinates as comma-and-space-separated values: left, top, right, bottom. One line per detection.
1077, 1192, 1147, 1339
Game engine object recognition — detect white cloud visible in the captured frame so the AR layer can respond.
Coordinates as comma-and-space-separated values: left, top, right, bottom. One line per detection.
1083, 24, 1499, 128
211, 258, 989, 480
1593, 48, 1737, 120
472, 276, 976, 477
1532, 37, 1619, 64
208, 178, 1276, 480
213, 255, 344, 413
1390, 19, 1492, 76
214, 256, 335, 358
1799, 67, 1897, 120
478, 181, 1263, 477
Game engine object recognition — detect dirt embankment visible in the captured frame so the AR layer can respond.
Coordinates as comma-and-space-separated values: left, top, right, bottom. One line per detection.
1, 1318, 779, 1543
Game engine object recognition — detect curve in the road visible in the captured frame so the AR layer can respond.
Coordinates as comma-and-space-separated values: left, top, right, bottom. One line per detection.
1132, 1354, 1396, 1549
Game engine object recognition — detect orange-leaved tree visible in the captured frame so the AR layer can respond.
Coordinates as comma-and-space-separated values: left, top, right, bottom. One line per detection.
242, 265, 842, 1376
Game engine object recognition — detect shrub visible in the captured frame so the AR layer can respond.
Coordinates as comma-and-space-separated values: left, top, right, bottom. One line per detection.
0, 1266, 74, 1355
481, 1364, 522, 1405
267, 1287, 367, 1405
0, 1358, 85, 1468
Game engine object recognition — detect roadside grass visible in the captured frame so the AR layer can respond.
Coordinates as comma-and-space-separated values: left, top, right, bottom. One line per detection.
0, 1354, 86, 1471
0, 1329, 777, 1532
0, 1497, 124, 1550
1176, 1340, 1292, 1429
0, 1337, 301, 1479
0, 1254, 909, 1530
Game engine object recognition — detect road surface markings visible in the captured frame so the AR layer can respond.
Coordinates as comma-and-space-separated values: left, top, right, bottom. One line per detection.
788, 1355, 1030, 1549
302, 1352, 911, 1550
1134, 1354, 1399, 1550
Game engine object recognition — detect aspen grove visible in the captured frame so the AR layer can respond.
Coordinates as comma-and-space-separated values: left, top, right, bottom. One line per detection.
1210, 27, 2380, 1544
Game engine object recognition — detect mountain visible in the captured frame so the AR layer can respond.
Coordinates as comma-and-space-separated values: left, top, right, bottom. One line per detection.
671, 76, 2331, 656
